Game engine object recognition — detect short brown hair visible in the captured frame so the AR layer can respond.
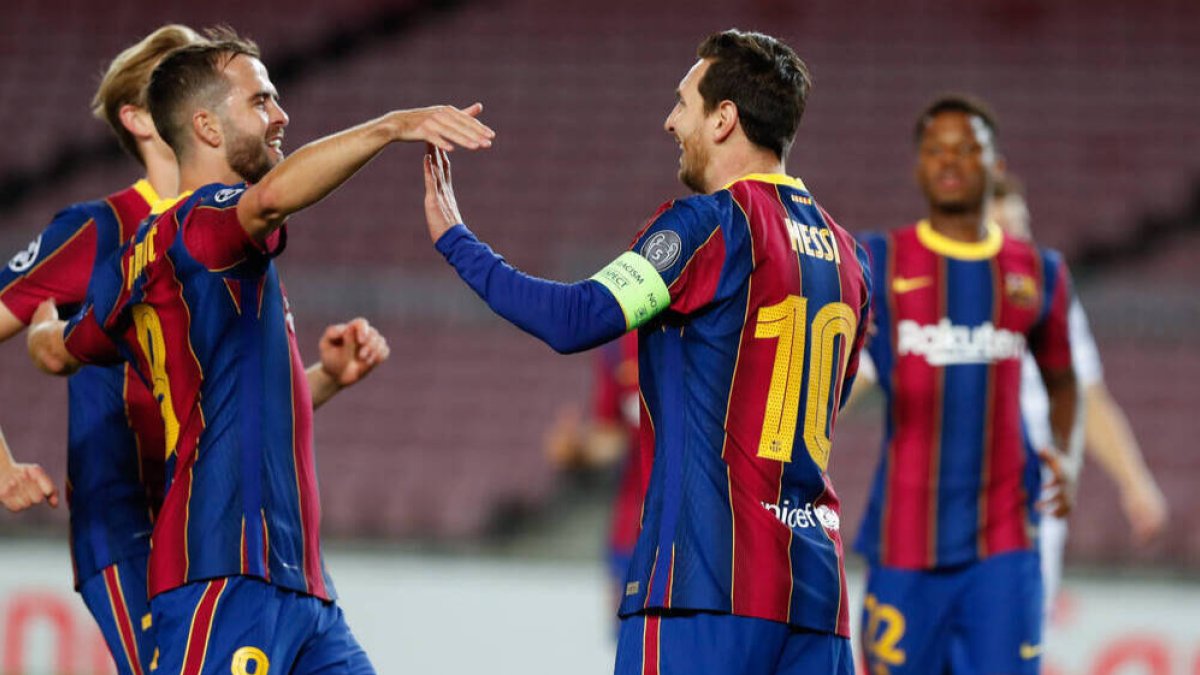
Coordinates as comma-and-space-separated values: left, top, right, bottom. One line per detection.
914, 93, 999, 146
91, 25, 203, 165
696, 29, 812, 159
147, 26, 261, 157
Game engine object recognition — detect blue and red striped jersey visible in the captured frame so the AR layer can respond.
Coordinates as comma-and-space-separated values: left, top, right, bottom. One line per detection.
617, 174, 871, 637
854, 221, 1074, 570
0, 180, 165, 588
64, 183, 333, 601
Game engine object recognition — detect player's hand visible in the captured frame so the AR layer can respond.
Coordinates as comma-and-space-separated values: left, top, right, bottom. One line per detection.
0, 461, 59, 512
1037, 447, 1075, 518
390, 103, 494, 153
1121, 476, 1168, 543
424, 145, 463, 243
544, 405, 587, 470
318, 318, 390, 388
26, 299, 76, 375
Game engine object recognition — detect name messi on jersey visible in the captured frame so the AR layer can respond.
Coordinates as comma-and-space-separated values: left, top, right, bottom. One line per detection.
897, 319, 1025, 366
785, 219, 842, 265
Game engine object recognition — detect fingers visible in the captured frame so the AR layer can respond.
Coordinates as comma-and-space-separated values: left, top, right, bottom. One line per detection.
462, 102, 484, 118
321, 323, 347, 347
414, 105, 495, 152
28, 465, 58, 508
32, 298, 58, 325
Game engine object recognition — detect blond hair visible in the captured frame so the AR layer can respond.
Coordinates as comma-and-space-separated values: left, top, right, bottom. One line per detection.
91, 25, 203, 165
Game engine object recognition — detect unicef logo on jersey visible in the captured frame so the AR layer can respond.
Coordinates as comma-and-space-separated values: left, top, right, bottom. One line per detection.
761, 499, 841, 532
7, 235, 43, 273
640, 230, 682, 272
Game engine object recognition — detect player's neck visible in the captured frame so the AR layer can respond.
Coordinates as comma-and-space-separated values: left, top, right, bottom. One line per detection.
927, 210, 988, 243
705, 151, 785, 194
178, 154, 244, 193
138, 138, 180, 199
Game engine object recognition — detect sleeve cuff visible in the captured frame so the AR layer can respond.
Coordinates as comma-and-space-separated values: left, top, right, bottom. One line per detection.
434, 224, 473, 257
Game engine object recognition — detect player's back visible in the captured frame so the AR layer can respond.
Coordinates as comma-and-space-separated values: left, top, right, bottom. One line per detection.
620, 174, 870, 636
1, 180, 165, 586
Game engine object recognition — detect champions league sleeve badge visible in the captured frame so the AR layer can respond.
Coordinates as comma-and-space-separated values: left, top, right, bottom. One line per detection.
7, 235, 43, 273
640, 230, 682, 272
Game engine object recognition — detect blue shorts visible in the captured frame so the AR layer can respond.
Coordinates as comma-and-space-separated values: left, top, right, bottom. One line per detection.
616, 610, 853, 675
151, 576, 373, 675
861, 550, 1043, 675
79, 555, 156, 675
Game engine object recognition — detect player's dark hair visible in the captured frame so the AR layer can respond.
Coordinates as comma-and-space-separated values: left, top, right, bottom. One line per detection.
914, 93, 999, 146
147, 26, 261, 157
696, 29, 811, 159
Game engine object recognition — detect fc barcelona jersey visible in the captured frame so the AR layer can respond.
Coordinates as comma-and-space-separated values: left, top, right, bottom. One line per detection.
64, 183, 333, 600
617, 174, 871, 636
1, 180, 165, 587
854, 221, 1073, 570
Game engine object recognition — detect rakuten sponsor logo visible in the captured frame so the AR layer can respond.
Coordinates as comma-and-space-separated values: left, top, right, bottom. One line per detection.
897, 319, 1025, 366
761, 500, 840, 532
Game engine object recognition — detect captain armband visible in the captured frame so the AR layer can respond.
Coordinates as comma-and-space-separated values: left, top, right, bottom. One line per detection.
590, 252, 671, 330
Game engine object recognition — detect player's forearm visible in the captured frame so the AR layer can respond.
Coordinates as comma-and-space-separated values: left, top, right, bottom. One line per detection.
306, 363, 342, 411
239, 115, 398, 241
27, 320, 81, 376
1043, 367, 1081, 458
437, 225, 628, 354
1083, 382, 1155, 491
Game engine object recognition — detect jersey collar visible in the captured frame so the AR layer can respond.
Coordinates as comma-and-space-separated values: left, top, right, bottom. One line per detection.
916, 219, 1003, 260
132, 179, 189, 215
722, 173, 807, 192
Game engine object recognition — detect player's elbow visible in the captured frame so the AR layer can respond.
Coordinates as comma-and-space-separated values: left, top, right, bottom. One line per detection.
240, 183, 288, 241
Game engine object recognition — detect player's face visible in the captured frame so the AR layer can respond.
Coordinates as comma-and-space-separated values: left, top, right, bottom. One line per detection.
991, 193, 1032, 241
915, 111, 996, 214
665, 59, 714, 194
219, 54, 289, 184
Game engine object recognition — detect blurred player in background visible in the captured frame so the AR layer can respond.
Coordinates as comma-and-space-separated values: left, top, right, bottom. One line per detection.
850, 95, 1079, 675
424, 28, 869, 675
0, 26, 203, 675
27, 28, 489, 674
991, 173, 1168, 617
545, 332, 647, 605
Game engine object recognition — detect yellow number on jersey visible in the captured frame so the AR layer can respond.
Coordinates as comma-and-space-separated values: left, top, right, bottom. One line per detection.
131, 305, 180, 456
231, 646, 269, 675
753, 295, 855, 469
863, 593, 907, 674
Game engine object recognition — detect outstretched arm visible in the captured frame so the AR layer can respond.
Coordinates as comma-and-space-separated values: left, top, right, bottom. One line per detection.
423, 147, 641, 354
1082, 381, 1167, 542
238, 104, 495, 244
307, 318, 390, 410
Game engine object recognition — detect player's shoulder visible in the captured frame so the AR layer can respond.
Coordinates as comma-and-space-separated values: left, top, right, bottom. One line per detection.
174, 182, 248, 220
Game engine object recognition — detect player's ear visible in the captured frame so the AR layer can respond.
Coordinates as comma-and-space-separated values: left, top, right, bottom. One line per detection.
712, 100, 737, 144
118, 104, 156, 142
193, 109, 222, 150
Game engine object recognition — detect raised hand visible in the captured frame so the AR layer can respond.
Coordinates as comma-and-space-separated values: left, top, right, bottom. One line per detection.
423, 145, 463, 243
393, 103, 494, 152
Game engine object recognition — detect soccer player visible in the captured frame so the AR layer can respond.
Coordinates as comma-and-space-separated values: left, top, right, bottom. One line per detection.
26, 29, 492, 674
423, 29, 870, 675
850, 95, 1079, 675
0, 26, 203, 675
991, 174, 1167, 614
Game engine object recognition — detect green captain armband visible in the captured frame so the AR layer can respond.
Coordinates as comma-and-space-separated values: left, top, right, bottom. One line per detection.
591, 251, 671, 330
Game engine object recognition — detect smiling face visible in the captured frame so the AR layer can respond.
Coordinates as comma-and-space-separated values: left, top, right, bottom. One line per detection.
217, 54, 288, 184
664, 59, 715, 194
915, 110, 997, 215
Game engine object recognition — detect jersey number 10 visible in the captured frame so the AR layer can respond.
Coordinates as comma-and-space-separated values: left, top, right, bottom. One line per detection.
754, 295, 855, 470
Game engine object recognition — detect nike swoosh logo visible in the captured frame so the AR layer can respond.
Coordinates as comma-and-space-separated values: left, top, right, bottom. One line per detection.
1020, 643, 1043, 660
892, 276, 933, 294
